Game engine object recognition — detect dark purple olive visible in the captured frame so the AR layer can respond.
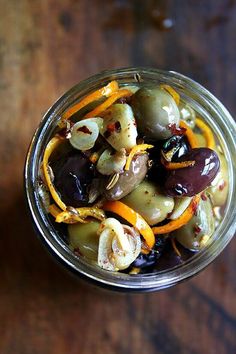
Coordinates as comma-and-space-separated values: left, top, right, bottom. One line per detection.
104, 153, 148, 200
131, 237, 167, 270
154, 239, 193, 271
147, 136, 189, 185
164, 148, 220, 197
52, 150, 95, 207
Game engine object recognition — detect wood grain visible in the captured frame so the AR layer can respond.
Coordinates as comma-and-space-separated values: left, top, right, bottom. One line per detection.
0, 1, 235, 353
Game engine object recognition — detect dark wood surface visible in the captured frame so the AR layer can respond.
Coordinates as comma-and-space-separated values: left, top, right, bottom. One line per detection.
1, 1, 236, 353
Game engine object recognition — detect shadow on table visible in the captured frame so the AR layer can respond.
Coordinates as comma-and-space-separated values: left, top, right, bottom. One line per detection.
0, 190, 104, 297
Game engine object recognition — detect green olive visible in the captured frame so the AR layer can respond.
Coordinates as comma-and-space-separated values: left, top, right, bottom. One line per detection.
122, 180, 174, 225
131, 86, 180, 140
173, 195, 215, 251
179, 101, 196, 129
68, 221, 100, 261
207, 152, 229, 206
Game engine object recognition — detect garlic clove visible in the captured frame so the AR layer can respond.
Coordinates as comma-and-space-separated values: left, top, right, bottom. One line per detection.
96, 148, 126, 175
69, 118, 103, 151
101, 104, 137, 151
97, 218, 141, 271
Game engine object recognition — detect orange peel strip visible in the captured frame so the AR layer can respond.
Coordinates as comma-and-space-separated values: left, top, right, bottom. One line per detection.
180, 120, 198, 149
195, 118, 215, 150
48, 204, 62, 218
84, 89, 133, 118
49, 204, 105, 224
125, 144, 154, 171
160, 84, 180, 105
56, 211, 87, 224
48, 204, 85, 224
42, 136, 67, 211
103, 200, 155, 250
161, 158, 195, 170
61, 80, 119, 121
152, 195, 200, 234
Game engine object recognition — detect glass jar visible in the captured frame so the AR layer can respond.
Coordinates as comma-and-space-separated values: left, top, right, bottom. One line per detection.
24, 68, 236, 291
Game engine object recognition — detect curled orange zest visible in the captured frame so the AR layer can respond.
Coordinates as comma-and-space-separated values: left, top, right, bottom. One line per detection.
125, 144, 154, 171
195, 118, 215, 150
84, 89, 133, 118
42, 136, 67, 211
49, 204, 105, 224
61, 80, 119, 121
48, 204, 84, 224
161, 158, 195, 170
160, 84, 180, 105
103, 200, 155, 250
180, 120, 198, 149
152, 195, 200, 234
48, 204, 62, 218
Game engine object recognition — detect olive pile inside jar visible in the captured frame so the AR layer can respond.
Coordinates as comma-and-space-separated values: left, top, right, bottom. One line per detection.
39, 80, 228, 274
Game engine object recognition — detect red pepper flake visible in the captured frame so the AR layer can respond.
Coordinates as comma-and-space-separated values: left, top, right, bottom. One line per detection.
104, 121, 121, 138
201, 192, 207, 201
74, 248, 82, 257
168, 123, 186, 136
114, 121, 121, 132
194, 225, 202, 234
57, 128, 67, 138
58, 121, 74, 138
77, 126, 92, 134
191, 199, 199, 215
117, 96, 132, 104
219, 180, 226, 191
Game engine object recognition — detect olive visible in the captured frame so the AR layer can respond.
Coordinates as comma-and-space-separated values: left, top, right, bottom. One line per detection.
179, 101, 196, 129
131, 86, 180, 140
154, 239, 193, 271
164, 148, 220, 197
52, 150, 95, 207
122, 180, 174, 225
207, 152, 229, 206
104, 153, 148, 200
162, 135, 190, 161
173, 195, 215, 251
68, 221, 100, 261
131, 237, 167, 270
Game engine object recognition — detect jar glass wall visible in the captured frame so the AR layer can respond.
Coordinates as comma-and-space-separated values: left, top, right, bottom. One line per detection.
24, 68, 236, 291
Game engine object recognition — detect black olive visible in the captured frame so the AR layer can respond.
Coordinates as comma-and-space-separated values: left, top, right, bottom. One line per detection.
131, 237, 167, 270
154, 239, 193, 271
162, 135, 190, 161
52, 150, 95, 207
164, 148, 220, 197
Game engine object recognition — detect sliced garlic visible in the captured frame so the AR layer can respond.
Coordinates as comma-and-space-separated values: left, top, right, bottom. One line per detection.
170, 197, 192, 220
69, 118, 103, 151
96, 148, 126, 175
101, 104, 137, 151
98, 218, 141, 271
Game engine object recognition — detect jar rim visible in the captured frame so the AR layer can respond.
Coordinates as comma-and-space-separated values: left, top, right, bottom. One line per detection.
24, 67, 236, 291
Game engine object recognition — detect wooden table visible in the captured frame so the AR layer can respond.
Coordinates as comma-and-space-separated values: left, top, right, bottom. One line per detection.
1, 1, 236, 353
